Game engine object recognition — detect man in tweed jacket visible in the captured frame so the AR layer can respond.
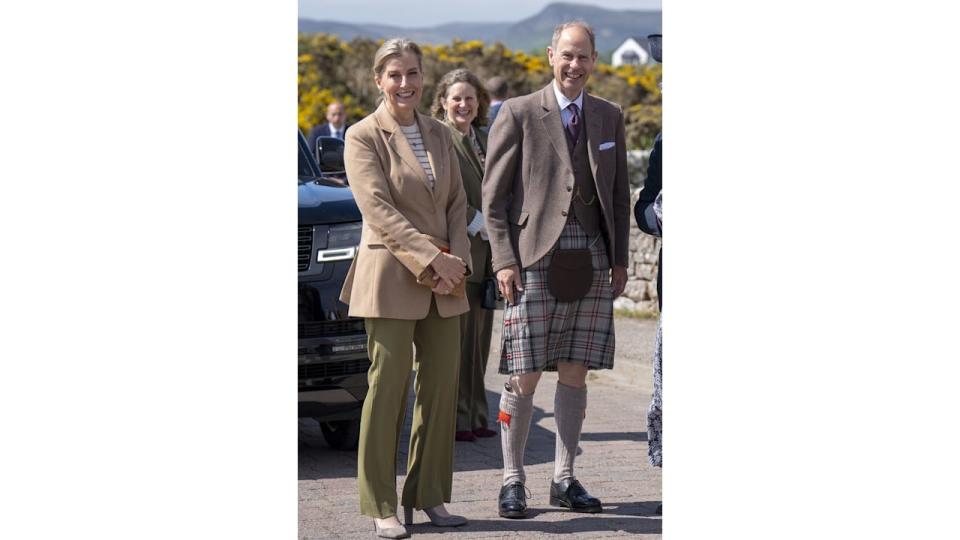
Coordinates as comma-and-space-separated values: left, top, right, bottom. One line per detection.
482, 20, 630, 519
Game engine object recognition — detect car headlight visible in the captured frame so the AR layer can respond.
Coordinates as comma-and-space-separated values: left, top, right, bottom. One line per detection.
318, 222, 361, 262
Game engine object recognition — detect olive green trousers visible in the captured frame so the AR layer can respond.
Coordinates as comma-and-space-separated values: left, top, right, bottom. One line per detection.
456, 282, 494, 431
358, 300, 461, 519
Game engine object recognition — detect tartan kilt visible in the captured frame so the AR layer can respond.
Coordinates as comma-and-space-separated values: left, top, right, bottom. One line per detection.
498, 217, 615, 374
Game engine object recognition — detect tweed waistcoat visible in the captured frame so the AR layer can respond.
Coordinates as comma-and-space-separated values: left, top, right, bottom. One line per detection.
566, 121, 602, 239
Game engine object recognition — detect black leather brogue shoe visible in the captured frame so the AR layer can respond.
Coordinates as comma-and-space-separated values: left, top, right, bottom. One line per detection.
549, 478, 602, 513
498, 481, 528, 519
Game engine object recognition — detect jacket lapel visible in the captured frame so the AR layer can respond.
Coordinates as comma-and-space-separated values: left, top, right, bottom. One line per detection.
475, 126, 488, 167
446, 122, 483, 180
538, 84, 574, 173
375, 104, 430, 187
583, 94, 603, 183
419, 114, 444, 203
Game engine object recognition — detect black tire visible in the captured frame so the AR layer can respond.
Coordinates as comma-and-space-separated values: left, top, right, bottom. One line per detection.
318, 419, 361, 450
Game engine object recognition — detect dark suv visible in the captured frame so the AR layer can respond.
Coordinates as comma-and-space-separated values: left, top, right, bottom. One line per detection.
298, 131, 368, 450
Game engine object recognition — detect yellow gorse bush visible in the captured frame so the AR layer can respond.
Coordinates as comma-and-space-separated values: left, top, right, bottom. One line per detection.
298, 33, 661, 149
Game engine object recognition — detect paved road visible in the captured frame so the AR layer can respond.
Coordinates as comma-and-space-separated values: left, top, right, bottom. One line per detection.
299, 314, 661, 539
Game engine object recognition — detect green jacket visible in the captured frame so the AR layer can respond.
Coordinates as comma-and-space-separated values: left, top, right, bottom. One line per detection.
445, 121, 493, 282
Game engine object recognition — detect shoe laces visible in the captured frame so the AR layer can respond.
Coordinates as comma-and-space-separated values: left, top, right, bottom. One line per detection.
507, 482, 532, 500
567, 479, 588, 496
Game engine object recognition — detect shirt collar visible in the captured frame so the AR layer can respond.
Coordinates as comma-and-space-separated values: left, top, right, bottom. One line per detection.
552, 80, 583, 111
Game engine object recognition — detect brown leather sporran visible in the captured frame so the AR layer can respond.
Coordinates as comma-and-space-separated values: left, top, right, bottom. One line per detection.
546, 247, 592, 302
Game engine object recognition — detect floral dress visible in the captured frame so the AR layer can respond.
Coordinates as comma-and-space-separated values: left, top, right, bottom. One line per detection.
647, 192, 663, 467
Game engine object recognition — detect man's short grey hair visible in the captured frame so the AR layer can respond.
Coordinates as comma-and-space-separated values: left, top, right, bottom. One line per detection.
551, 20, 596, 53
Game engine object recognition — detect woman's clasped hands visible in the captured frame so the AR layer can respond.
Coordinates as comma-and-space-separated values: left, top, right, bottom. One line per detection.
429, 251, 467, 295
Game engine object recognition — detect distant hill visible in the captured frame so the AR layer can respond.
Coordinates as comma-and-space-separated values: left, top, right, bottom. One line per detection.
506, 2, 661, 52
298, 2, 661, 54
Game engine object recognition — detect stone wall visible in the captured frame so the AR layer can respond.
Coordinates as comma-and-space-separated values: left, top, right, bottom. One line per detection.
614, 188, 661, 314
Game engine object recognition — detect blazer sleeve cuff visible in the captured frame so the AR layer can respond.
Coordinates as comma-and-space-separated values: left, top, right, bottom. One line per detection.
639, 204, 662, 237
491, 258, 519, 273
465, 206, 478, 228
466, 211, 484, 236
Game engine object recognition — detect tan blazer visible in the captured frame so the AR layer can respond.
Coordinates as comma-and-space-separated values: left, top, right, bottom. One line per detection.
444, 121, 493, 284
340, 104, 472, 320
482, 83, 631, 272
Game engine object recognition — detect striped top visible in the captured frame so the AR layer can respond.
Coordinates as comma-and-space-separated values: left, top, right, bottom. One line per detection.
399, 123, 435, 191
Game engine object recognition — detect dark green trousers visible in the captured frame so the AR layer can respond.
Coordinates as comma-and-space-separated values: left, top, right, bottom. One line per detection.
456, 282, 493, 431
358, 300, 461, 518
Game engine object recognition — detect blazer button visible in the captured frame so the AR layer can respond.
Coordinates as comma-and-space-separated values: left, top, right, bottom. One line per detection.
561, 210, 568, 216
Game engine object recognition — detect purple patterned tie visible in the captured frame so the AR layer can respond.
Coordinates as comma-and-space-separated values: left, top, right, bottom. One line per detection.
565, 103, 580, 146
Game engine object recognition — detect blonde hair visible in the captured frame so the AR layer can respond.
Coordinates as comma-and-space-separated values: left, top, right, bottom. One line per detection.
372, 38, 423, 77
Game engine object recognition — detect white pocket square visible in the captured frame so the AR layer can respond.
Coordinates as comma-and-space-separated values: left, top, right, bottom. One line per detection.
599, 142, 616, 151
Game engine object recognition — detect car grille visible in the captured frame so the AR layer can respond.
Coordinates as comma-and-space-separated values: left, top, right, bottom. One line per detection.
300, 359, 370, 379
298, 226, 312, 271
299, 319, 366, 339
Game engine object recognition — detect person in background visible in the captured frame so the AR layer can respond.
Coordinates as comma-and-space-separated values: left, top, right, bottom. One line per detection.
482, 20, 630, 519
633, 33, 662, 515
431, 68, 497, 443
308, 100, 350, 157
340, 38, 471, 539
635, 131, 661, 308
484, 76, 509, 128
634, 33, 661, 309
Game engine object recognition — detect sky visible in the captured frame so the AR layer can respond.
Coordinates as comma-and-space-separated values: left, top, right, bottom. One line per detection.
298, 0, 662, 27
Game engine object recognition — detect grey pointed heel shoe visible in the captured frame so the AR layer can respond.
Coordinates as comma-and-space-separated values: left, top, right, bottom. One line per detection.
373, 519, 409, 539
402, 506, 468, 527
422, 506, 468, 527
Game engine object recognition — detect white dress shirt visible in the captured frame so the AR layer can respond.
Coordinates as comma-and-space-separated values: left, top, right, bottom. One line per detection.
552, 80, 583, 128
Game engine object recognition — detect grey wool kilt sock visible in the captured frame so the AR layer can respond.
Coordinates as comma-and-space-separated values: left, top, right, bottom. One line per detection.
553, 382, 588, 483
499, 384, 534, 486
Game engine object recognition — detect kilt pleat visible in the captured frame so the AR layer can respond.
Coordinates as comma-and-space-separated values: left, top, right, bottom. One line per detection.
498, 217, 615, 374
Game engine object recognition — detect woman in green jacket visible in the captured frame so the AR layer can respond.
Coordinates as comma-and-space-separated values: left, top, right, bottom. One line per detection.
432, 68, 496, 442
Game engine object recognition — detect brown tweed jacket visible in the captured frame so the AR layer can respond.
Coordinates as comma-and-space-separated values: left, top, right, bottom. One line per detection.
482, 83, 630, 272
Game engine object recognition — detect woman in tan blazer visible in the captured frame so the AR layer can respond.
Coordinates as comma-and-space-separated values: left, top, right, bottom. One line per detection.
340, 38, 472, 539
431, 68, 496, 443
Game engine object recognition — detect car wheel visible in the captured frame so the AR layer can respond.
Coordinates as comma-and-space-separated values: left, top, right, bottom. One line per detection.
319, 419, 361, 450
